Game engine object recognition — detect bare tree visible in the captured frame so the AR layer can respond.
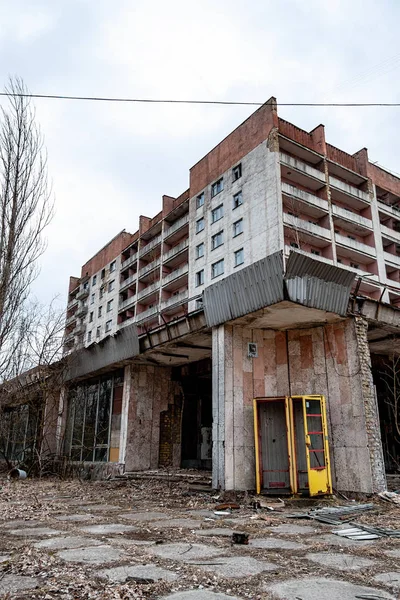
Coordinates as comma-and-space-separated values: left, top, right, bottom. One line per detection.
380, 352, 400, 471
0, 77, 53, 382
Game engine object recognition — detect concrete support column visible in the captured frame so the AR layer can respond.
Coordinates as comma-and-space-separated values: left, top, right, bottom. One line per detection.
212, 324, 226, 489
354, 317, 387, 492
118, 364, 132, 465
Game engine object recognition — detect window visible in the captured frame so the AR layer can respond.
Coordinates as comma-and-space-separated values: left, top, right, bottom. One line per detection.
1, 404, 39, 464
108, 280, 115, 292
211, 258, 224, 278
196, 270, 204, 287
211, 230, 224, 250
107, 299, 113, 312
196, 193, 205, 209
101, 269, 105, 279
83, 281, 89, 291
195, 298, 203, 310
96, 326, 101, 337
233, 218, 243, 237
110, 260, 116, 273
350, 262, 359, 269
89, 311, 94, 323
234, 248, 244, 267
105, 320, 112, 333
98, 306, 103, 318
196, 218, 205, 234
90, 293, 95, 305
211, 204, 223, 223
211, 178, 224, 197
232, 163, 242, 181
290, 242, 299, 248
92, 275, 97, 286
233, 191, 243, 209
311, 249, 320, 256
87, 330, 92, 343
99, 287, 104, 300
196, 243, 204, 259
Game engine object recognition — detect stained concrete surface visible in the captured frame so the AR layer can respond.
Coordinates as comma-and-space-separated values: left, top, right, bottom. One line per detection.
34, 536, 102, 550
80, 523, 138, 535
80, 504, 120, 511
98, 563, 179, 582
8, 527, 61, 536
162, 592, 243, 600
190, 556, 279, 578
314, 533, 375, 547
266, 577, 396, 599
195, 528, 236, 537
373, 572, 400, 589
151, 518, 203, 529
385, 548, 400, 558
55, 513, 97, 522
0, 574, 40, 594
269, 523, 317, 535
305, 551, 376, 571
0, 554, 10, 563
57, 544, 125, 564
248, 537, 306, 550
119, 511, 169, 521
149, 542, 221, 561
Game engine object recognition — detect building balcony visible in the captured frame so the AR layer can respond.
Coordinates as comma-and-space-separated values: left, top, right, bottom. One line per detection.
280, 152, 326, 191
283, 213, 331, 241
377, 200, 400, 220
160, 289, 189, 312
137, 280, 160, 301
162, 263, 189, 289
67, 297, 78, 310
163, 238, 189, 264
329, 176, 370, 210
118, 294, 137, 312
281, 182, 329, 215
332, 204, 372, 230
119, 273, 137, 293
136, 305, 158, 324
121, 252, 138, 271
381, 224, 400, 244
138, 257, 161, 280
73, 322, 86, 335
64, 332, 75, 345
118, 317, 135, 329
284, 245, 334, 266
76, 287, 89, 300
384, 251, 400, 268
335, 233, 376, 260
164, 214, 189, 243
65, 313, 77, 327
75, 304, 88, 318
139, 234, 162, 259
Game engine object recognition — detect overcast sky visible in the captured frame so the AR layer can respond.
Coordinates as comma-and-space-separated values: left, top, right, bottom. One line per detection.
1, 0, 399, 308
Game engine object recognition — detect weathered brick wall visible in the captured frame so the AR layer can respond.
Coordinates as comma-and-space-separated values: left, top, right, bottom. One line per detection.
159, 397, 182, 468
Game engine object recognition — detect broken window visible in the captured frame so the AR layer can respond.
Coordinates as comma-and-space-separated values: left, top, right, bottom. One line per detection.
0, 403, 40, 465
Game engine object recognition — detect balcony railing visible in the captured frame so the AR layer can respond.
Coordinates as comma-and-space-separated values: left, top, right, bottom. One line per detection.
67, 297, 79, 310
75, 304, 88, 318
377, 200, 400, 219
135, 305, 158, 323
332, 204, 372, 229
119, 273, 137, 292
163, 238, 189, 262
161, 289, 189, 311
139, 234, 162, 258
335, 233, 376, 258
281, 182, 329, 212
118, 294, 137, 312
162, 263, 189, 286
384, 251, 400, 268
65, 313, 77, 327
76, 287, 89, 300
73, 322, 86, 335
137, 280, 160, 301
280, 152, 326, 183
138, 257, 161, 279
164, 214, 189, 239
121, 252, 138, 271
283, 213, 331, 240
329, 176, 370, 203
381, 224, 400, 244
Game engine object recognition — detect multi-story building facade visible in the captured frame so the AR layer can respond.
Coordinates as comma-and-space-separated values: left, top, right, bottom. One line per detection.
55, 98, 400, 494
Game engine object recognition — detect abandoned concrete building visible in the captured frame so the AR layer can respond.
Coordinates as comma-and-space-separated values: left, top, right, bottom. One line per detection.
3, 98, 400, 494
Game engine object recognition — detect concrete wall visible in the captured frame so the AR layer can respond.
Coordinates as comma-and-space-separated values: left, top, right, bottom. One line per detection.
212, 318, 386, 493
124, 363, 182, 471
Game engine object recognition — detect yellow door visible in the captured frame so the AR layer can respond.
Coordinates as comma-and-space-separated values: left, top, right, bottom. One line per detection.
301, 395, 332, 496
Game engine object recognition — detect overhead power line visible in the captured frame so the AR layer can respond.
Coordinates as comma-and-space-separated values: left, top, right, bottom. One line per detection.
0, 92, 399, 107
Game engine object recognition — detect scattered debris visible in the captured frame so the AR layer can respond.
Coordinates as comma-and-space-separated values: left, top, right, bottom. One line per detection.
287, 503, 375, 525
333, 523, 400, 540
214, 503, 240, 511
378, 490, 400, 505
231, 532, 249, 545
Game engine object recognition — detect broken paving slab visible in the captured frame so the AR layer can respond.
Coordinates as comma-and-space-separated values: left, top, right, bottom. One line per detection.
161, 592, 243, 600
55, 513, 97, 522
148, 542, 221, 562
189, 555, 279, 579
0, 554, 10, 563
8, 527, 61, 537
2, 519, 43, 528
0, 574, 40, 594
266, 576, 396, 599
313, 533, 375, 547
151, 518, 203, 529
195, 528, 236, 537
80, 523, 138, 535
98, 563, 178, 583
58, 544, 125, 564
305, 551, 376, 571
119, 511, 169, 521
385, 548, 400, 559
269, 523, 317, 535
373, 572, 400, 589
248, 537, 306, 550
80, 504, 120, 511
34, 536, 102, 550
